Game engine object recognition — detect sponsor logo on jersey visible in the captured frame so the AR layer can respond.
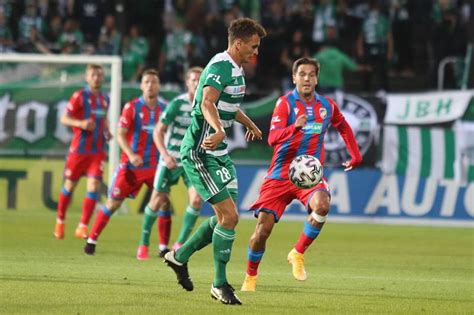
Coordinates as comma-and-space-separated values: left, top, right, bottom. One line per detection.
142, 124, 155, 134
91, 109, 107, 117
302, 122, 323, 134
272, 115, 281, 123
206, 73, 221, 84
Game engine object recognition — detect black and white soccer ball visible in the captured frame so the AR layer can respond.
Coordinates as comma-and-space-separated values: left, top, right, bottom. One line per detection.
288, 155, 323, 189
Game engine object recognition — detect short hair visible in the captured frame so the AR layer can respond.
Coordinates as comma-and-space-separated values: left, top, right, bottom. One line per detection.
292, 57, 320, 76
86, 64, 103, 72
186, 66, 203, 79
141, 68, 160, 80
228, 18, 266, 44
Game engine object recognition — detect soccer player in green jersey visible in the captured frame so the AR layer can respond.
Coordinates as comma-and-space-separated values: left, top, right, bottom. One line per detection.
136, 67, 203, 260
163, 17, 266, 305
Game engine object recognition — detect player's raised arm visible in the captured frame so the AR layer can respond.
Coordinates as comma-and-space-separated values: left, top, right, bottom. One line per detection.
268, 98, 306, 146
235, 109, 262, 141
200, 85, 225, 150
330, 100, 362, 171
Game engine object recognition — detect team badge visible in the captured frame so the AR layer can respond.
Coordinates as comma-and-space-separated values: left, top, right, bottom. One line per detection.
65, 168, 72, 177
319, 108, 327, 119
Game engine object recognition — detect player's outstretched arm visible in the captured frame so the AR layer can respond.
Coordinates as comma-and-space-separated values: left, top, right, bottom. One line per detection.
200, 86, 225, 151
235, 109, 262, 141
335, 119, 362, 171
117, 127, 143, 167
153, 122, 177, 169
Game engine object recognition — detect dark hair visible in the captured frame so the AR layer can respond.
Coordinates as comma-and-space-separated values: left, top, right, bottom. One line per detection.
228, 18, 266, 44
141, 68, 160, 80
292, 57, 320, 76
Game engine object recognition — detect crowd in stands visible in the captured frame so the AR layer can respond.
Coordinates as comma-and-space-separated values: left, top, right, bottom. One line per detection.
1, 0, 472, 94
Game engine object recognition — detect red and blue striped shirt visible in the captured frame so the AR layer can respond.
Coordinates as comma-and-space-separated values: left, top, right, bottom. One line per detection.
266, 89, 345, 180
118, 96, 166, 169
67, 87, 109, 154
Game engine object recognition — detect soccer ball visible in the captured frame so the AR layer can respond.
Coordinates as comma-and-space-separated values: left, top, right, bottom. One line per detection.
289, 155, 323, 189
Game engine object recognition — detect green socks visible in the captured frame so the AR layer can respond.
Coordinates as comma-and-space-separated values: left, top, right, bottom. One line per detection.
175, 216, 217, 263
176, 206, 200, 244
212, 224, 236, 287
139, 206, 158, 246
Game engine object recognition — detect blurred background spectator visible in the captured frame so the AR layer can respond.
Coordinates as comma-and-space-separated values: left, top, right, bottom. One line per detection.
0, 0, 471, 94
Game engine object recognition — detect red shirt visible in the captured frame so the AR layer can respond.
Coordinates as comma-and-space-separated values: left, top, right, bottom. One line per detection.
67, 87, 109, 154
118, 96, 165, 169
266, 89, 345, 180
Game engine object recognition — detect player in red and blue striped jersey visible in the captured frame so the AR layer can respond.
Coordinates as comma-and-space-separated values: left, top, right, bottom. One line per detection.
241, 57, 362, 291
54, 64, 111, 240
84, 69, 165, 255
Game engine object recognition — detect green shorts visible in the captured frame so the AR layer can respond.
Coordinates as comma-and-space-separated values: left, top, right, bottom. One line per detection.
181, 148, 238, 204
153, 160, 192, 193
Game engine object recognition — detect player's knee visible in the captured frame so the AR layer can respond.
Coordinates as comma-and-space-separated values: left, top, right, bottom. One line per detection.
311, 199, 330, 216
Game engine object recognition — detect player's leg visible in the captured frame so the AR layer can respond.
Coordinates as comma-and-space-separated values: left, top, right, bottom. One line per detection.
84, 197, 122, 255
84, 167, 139, 255
289, 181, 330, 280
75, 177, 101, 239
208, 193, 241, 305
136, 189, 160, 260
242, 178, 289, 291
156, 192, 172, 256
54, 178, 77, 239
294, 190, 330, 253
55, 153, 85, 239
137, 165, 172, 260
241, 211, 275, 291
173, 185, 203, 250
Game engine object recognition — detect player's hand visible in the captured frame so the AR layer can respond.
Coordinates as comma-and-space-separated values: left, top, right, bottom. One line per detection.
129, 153, 143, 167
80, 118, 96, 131
245, 126, 262, 141
295, 115, 307, 128
163, 154, 177, 169
342, 156, 362, 172
201, 130, 225, 150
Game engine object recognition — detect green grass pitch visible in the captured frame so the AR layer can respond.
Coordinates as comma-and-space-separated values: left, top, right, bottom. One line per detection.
1, 210, 473, 314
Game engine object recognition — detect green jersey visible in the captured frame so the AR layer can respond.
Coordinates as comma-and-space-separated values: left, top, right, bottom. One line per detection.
160, 93, 193, 166
182, 51, 246, 156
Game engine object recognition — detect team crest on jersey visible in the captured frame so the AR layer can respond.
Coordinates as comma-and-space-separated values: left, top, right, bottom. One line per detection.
294, 108, 299, 115
319, 108, 327, 119
139, 112, 144, 119
324, 92, 378, 166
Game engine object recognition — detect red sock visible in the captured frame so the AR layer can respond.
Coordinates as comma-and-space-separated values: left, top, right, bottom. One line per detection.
89, 207, 112, 241
158, 211, 172, 248
246, 261, 260, 276
57, 187, 72, 221
294, 221, 321, 254
80, 192, 99, 225
246, 248, 264, 276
